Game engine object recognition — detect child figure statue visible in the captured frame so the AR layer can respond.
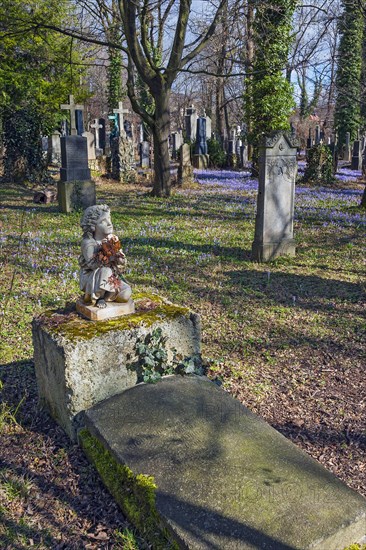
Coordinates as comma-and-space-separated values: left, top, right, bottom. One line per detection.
79, 204, 132, 309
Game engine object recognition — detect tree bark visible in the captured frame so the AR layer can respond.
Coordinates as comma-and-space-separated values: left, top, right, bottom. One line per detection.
151, 88, 171, 197
245, 0, 254, 160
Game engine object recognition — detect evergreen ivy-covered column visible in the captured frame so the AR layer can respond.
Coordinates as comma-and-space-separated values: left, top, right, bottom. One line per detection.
334, 0, 364, 151
246, 0, 297, 173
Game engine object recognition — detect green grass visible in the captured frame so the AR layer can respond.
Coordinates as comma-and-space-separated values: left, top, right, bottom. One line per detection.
0, 178, 365, 548
0, 180, 364, 387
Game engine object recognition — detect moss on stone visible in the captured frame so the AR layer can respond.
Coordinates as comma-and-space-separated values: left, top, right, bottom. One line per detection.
38, 294, 191, 341
78, 428, 179, 549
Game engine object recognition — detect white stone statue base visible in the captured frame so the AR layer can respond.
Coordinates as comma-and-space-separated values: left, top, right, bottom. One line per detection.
76, 298, 135, 321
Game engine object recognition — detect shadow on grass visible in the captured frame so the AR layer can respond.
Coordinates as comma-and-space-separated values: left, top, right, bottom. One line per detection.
125, 236, 252, 262
224, 269, 365, 306
272, 421, 366, 451
0, 360, 128, 548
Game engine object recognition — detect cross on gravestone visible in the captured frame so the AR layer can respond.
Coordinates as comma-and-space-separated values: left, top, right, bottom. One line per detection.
60, 95, 84, 136
90, 119, 103, 150
113, 102, 130, 138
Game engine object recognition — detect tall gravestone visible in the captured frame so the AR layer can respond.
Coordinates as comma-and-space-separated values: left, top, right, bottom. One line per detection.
178, 143, 193, 185
185, 105, 198, 142
47, 131, 61, 165
140, 141, 150, 168
240, 144, 248, 167
193, 117, 209, 169
344, 132, 351, 161
90, 119, 103, 157
98, 118, 106, 153
204, 112, 212, 140
110, 101, 134, 180
58, 96, 95, 213
82, 131, 96, 161
315, 125, 321, 145
171, 132, 183, 160
61, 95, 83, 136
252, 131, 298, 262
75, 110, 84, 136
351, 140, 362, 170
306, 128, 312, 150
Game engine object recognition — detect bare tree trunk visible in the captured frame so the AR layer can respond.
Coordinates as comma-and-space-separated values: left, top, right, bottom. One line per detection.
246, 0, 254, 160
323, 37, 337, 130
151, 89, 171, 197
216, 76, 225, 144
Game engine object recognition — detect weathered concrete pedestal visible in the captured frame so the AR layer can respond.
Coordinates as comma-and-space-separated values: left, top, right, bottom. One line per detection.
32, 295, 200, 440
81, 376, 366, 550
57, 180, 96, 213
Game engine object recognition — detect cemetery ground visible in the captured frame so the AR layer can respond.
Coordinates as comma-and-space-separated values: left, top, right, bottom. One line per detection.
0, 168, 365, 549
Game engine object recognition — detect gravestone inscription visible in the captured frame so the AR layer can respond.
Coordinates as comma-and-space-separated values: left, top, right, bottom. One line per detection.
58, 135, 94, 213
252, 131, 298, 262
60, 136, 91, 182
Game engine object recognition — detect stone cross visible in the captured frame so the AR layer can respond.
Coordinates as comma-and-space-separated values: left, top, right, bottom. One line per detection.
113, 101, 130, 138
90, 119, 103, 149
60, 95, 84, 136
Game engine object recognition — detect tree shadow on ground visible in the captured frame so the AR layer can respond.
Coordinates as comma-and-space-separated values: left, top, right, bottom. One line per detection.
224, 269, 365, 308
0, 360, 129, 548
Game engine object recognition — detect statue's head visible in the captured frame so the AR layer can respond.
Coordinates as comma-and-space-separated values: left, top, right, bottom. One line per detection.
81, 204, 110, 238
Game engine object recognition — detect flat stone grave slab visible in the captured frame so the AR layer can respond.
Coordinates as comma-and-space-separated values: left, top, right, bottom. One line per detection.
82, 376, 366, 550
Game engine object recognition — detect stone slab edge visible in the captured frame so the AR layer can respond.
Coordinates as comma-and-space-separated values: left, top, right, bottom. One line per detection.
78, 426, 181, 549
80, 377, 366, 550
